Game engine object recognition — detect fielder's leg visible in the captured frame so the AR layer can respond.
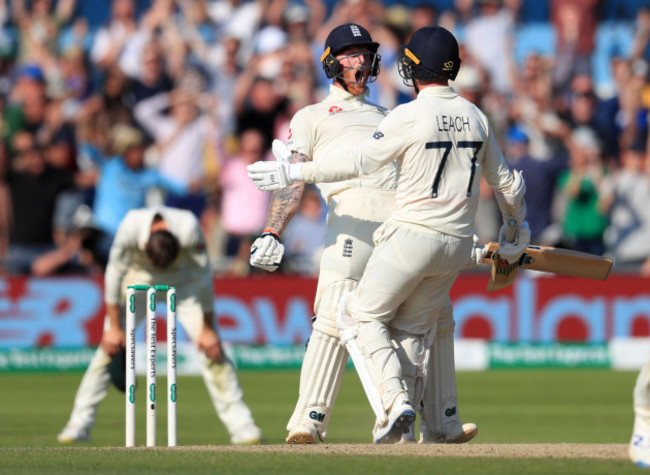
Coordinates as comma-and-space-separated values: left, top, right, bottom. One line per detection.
200, 353, 262, 444
177, 293, 262, 445
286, 280, 356, 444
420, 304, 477, 444
630, 360, 650, 467
57, 344, 112, 443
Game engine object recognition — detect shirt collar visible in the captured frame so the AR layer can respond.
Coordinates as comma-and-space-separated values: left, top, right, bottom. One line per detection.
328, 83, 369, 101
417, 86, 458, 98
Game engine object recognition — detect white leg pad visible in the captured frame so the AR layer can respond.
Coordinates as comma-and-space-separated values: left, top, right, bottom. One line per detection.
392, 331, 429, 412
287, 279, 357, 441
286, 328, 348, 441
420, 305, 462, 441
338, 292, 407, 425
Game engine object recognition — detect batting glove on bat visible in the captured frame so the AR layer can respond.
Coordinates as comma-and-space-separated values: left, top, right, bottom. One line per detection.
497, 221, 531, 264
250, 231, 285, 271
464, 234, 488, 269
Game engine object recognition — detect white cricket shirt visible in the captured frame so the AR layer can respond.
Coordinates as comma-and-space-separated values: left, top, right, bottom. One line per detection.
104, 206, 213, 306
300, 86, 514, 238
287, 84, 396, 204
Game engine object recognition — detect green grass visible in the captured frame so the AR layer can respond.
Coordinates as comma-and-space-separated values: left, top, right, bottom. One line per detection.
0, 450, 639, 475
0, 369, 641, 473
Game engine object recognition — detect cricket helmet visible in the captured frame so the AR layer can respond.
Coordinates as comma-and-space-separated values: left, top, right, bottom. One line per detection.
321, 23, 380, 82
398, 26, 461, 86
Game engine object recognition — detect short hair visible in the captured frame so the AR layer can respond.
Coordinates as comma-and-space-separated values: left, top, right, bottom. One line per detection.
145, 230, 180, 269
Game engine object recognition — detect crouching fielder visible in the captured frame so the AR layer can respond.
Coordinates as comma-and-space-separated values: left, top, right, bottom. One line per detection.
249, 26, 530, 443
58, 206, 262, 445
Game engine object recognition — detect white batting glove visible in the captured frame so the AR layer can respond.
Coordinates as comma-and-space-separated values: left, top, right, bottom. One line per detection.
250, 231, 285, 271
247, 160, 291, 191
497, 221, 531, 264
246, 139, 295, 191
464, 234, 488, 269
272, 139, 292, 162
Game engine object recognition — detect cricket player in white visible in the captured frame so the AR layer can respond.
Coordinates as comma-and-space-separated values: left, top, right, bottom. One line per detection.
630, 363, 650, 466
58, 206, 262, 445
249, 26, 530, 443
250, 23, 477, 444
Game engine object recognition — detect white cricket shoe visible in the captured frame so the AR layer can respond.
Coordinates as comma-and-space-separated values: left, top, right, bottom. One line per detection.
630, 414, 650, 468
231, 424, 263, 445
373, 400, 416, 444
421, 422, 478, 444
57, 424, 90, 443
286, 425, 317, 445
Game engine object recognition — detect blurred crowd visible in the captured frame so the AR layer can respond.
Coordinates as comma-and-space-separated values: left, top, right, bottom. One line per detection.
0, 0, 649, 278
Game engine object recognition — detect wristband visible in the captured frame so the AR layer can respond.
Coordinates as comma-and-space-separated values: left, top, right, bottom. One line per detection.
288, 163, 303, 181
261, 229, 281, 241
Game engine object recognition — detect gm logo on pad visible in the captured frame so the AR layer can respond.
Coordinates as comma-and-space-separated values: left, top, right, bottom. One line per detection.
310, 411, 325, 422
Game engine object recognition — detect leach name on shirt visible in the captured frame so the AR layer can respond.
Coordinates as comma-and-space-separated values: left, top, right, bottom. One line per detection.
436, 115, 471, 132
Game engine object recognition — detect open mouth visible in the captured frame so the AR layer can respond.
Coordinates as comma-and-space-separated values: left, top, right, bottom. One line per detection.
355, 69, 363, 82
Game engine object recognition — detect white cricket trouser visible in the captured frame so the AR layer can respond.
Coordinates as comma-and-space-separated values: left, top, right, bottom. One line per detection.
347, 220, 472, 411
634, 360, 650, 415
287, 190, 394, 440
63, 282, 258, 442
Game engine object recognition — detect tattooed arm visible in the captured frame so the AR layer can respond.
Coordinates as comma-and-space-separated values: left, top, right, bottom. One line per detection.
264, 152, 311, 235
249, 152, 311, 271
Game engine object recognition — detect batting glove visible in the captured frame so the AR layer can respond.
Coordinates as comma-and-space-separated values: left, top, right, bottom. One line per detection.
250, 231, 285, 271
272, 139, 292, 162
247, 160, 292, 191
464, 234, 488, 269
497, 221, 531, 264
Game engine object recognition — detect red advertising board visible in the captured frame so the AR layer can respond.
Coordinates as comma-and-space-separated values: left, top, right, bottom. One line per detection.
1, 273, 649, 347
450, 274, 650, 342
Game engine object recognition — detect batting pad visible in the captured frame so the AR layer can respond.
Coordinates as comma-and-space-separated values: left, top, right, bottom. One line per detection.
338, 293, 407, 424
420, 305, 461, 440
286, 329, 348, 441
313, 279, 358, 338
287, 280, 358, 440
393, 332, 429, 414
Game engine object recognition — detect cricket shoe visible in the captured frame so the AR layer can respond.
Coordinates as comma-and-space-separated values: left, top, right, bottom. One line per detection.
231, 424, 263, 445
57, 424, 90, 443
630, 414, 650, 468
420, 422, 478, 444
286, 425, 317, 445
373, 400, 416, 444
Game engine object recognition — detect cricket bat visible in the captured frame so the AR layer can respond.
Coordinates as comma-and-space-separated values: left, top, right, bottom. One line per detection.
484, 242, 614, 292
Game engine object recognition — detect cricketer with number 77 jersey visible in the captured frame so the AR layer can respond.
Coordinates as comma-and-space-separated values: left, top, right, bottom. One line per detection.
248, 25, 528, 444
298, 86, 515, 238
